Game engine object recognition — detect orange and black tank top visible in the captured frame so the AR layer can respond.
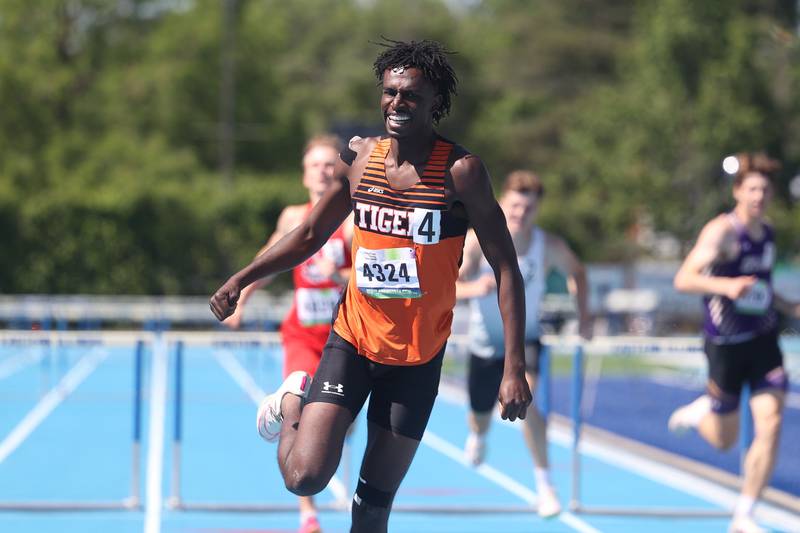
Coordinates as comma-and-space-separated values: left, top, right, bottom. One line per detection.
333, 137, 469, 365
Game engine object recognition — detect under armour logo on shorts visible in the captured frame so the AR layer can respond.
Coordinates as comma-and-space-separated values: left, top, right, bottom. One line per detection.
322, 381, 345, 396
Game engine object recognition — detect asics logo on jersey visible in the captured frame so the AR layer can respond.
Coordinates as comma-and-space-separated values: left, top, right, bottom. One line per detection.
322, 381, 344, 396
367, 186, 385, 194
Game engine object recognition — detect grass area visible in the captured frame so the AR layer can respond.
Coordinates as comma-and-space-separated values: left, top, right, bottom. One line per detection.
550, 354, 682, 376
442, 352, 686, 380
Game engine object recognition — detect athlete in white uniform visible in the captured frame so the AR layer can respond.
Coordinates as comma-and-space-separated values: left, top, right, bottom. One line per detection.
468, 225, 547, 359
457, 170, 592, 518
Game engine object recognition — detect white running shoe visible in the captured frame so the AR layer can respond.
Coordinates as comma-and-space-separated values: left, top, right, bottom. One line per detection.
537, 485, 562, 519
464, 433, 486, 466
668, 395, 711, 435
256, 371, 311, 443
728, 515, 768, 533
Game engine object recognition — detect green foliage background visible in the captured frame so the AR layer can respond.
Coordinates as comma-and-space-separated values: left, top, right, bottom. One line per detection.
1, 0, 798, 294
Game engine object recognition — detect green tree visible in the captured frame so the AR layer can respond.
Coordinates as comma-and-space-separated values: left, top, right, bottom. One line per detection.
549, 0, 799, 260
1, 0, 797, 293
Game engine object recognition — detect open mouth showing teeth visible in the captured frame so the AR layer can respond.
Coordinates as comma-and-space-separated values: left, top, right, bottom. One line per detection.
387, 113, 411, 124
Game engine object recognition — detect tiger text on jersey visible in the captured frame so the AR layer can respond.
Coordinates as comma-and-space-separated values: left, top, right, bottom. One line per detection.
355, 202, 411, 236
354, 202, 442, 244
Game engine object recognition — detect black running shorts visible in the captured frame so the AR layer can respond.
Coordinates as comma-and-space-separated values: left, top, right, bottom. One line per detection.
306, 330, 444, 440
468, 340, 542, 414
704, 331, 787, 413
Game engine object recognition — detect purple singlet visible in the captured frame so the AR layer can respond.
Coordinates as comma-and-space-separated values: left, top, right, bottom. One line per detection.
703, 213, 777, 344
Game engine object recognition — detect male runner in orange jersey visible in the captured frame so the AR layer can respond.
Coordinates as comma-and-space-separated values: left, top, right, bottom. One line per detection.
210, 39, 531, 533
225, 134, 351, 533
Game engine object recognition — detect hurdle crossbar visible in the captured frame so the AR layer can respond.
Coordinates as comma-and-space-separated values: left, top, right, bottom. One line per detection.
0, 500, 141, 512
568, 504, 730, 517
170, 501, 541, 514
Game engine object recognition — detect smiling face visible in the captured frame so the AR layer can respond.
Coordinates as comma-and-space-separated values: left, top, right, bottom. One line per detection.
380, 66, 442, 139
733, 172, 772, 220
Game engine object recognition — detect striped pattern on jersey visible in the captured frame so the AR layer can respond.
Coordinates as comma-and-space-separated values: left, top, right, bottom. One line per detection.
333, 137, 469, 365
354, 139, 450, 210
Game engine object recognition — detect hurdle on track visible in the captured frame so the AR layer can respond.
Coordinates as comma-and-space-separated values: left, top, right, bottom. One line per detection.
0, 330, 148, 512
164, 332, 352, 512
0, 329, 782, 516
165, 331, 549, 514
553, 335, 747, 518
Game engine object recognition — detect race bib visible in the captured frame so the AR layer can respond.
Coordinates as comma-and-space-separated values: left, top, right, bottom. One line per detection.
355, 247, 421, 299
735, 279, 772, 315
296, 288, 341, 326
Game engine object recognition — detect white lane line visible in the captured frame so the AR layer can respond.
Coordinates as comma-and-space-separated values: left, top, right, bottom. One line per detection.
0, 347, 107, 464
0, 349, 45, 381
214, 350, 266, 404
214, 349, 348, 504
422, 430, 602, 533
545, 426, 800, 531
144, 335, 169, 533
438, 381, 800, 532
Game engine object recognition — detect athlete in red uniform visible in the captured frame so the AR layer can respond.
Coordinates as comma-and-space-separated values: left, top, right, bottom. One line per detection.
225, 134, 351, 533
211, 40, 531, 533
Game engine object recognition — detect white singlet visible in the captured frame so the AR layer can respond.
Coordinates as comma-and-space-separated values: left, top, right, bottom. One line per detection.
468, 227, 546, 358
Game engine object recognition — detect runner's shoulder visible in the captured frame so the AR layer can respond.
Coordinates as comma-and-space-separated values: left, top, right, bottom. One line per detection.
449, 149, 488, 189
694, 215, 739, 259
703, 215, 737, 242
343, 135, 381, 164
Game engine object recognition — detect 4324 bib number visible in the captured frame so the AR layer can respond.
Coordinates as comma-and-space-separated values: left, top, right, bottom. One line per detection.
355, 247, 421, 299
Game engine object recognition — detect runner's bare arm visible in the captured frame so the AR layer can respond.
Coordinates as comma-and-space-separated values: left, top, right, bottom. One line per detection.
674, 217, 756, 300
210, 161, 353, 321
546, 234, 592, 340
451, 154, 531, 421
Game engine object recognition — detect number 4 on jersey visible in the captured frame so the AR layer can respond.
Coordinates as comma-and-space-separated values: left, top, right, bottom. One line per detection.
411, 208, 441, 245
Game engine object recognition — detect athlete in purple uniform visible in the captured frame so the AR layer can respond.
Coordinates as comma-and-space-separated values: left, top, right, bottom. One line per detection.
669, 152, 800, 533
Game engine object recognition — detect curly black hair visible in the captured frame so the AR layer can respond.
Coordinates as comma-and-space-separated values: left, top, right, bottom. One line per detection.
373, 38, 458, 124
